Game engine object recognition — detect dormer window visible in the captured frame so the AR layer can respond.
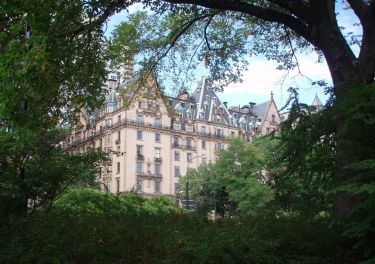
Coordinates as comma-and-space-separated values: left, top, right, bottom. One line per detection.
204, 101, 209, 110
181, 102, 186, 108
199, 112, 205, 120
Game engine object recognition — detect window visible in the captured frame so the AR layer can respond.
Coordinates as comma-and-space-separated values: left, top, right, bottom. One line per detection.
136, 145, 143, 156
175, 183, 179, 194
155, 164, 161, 175
202, 157, 207, 164
147, 87, 152, 95
155, 133, 160, 142
181, 102, 186, 108
136, 162, 143, 173
117, 131, 121, 141
266, 127, 270, 134
173, 136, 179, 146
138, 101, 142, 108
187, 153, 192, 162
116, 162, 120, 174
174, 166, 180, 177
174, 151, 180, 161
117, 115, 121, 124
136, 115, 143, 125
231, 131, 235, 137
187, 112, 192, 119
156, 104, 160, 111
185, 138, 192, 148
116, 178, 120, 193
137, 130, 142, 140
155, 181, 161, 193
174, 122, 181, 130
200, 126, 206, 135
199, 112, 205, 120
186, 124, 193, 132
169, 99, 173, 106
106, 134, 112, 142
136, 180, 142, 191
154, 148, 161, 158
202, 140, 206, 149
154, 117, 161, 128
272, 114, 276, 123
215, 128, 224, 138
106, 118, 112, 127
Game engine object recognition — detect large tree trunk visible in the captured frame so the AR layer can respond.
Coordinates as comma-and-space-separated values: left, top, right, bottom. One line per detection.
311, 3, 375, 217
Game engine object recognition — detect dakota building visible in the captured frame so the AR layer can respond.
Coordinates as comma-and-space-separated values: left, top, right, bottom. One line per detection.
63, 74, 281, 198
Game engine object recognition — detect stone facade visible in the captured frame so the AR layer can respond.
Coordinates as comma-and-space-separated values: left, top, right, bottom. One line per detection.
63, 75, 281, 198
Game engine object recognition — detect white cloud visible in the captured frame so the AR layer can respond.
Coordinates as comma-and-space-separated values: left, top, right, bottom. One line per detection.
223, 54, 332, 106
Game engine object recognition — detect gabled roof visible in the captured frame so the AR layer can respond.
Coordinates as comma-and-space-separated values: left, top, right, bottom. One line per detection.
252, 100, 271, 118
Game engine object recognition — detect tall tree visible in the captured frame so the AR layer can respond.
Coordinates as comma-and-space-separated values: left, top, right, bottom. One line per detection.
110, 0, 374, 217
0, 0, 133, 216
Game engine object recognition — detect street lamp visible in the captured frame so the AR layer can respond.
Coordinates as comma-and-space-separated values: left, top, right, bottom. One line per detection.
185, 155, 206, 211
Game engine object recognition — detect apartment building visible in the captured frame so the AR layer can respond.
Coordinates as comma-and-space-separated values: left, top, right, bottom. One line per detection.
63, 75, 281, 198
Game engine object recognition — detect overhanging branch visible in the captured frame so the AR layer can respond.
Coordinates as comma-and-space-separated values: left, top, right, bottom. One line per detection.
165, 0, 315, 45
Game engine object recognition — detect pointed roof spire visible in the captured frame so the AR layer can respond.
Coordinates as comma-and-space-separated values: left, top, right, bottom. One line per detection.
270, 91, 274, 101
311, 93, 322, 107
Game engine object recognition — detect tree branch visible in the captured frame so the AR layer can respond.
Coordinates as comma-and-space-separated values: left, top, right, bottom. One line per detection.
165, 0, 316, 45
347, 0, 369, 24
268, 0, 310, 23
204, 15, 215, 51
151, 13, 211, 70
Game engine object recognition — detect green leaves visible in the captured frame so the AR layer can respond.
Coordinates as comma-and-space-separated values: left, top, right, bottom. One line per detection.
182, 138, 274, 217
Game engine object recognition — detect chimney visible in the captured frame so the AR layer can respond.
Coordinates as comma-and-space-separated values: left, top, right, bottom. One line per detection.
223, 102, 228, 108
249, 102, 256, 109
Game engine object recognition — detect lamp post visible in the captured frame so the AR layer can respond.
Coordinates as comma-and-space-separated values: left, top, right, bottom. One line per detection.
186, 155, 206, 211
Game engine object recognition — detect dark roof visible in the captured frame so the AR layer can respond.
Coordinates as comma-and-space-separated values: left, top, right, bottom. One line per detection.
252, 100, 271, 117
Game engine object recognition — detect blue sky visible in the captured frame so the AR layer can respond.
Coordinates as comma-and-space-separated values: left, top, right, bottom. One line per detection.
105, 2, 361, 110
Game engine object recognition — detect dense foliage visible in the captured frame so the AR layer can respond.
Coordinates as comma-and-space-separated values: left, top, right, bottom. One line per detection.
0, 188, 358, 264
180, 138, 274, 217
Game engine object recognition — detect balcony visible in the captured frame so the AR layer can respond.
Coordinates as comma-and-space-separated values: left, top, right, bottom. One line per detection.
184, 145, 195, 151
136, 154, 144, 160
214, 133, 225, 139
137, 172, 162, 179
172, 143, 183, 149
154, 157, 162, 163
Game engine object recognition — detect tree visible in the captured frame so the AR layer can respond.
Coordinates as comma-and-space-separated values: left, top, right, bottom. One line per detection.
181, 138, 274, 217
0, 0, 134, 216
109, 0, 374, 217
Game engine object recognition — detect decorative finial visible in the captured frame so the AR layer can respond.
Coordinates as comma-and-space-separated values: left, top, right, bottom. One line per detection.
271, 91, 274, 100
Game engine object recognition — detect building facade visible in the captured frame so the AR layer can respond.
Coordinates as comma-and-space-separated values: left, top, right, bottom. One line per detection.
63, 75, 281, 198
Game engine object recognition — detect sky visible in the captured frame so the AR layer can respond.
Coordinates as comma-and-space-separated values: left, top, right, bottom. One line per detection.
105, 2, 362, 111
